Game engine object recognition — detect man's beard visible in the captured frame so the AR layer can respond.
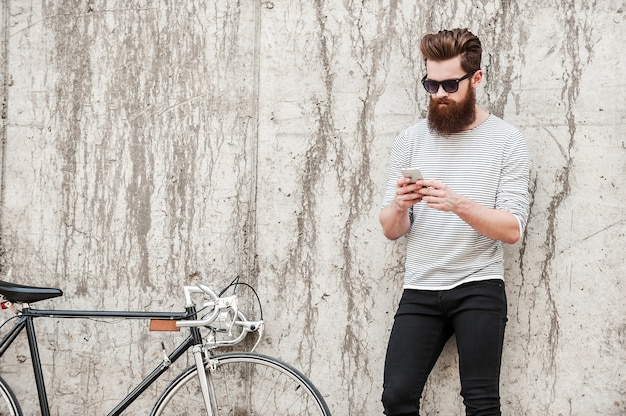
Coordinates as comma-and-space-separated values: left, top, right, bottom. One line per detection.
427, 85, 476, 135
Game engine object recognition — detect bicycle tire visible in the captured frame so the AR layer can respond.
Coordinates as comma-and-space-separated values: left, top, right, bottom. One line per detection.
0, 376, 22, 416
150, 351, 331, 416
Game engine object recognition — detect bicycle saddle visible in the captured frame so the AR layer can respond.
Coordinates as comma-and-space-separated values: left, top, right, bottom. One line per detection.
0, 280, 63, 303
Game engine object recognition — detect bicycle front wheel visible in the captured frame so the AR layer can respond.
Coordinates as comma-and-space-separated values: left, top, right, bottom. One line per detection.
0, 376, 22, 416
151, 352, 331, 416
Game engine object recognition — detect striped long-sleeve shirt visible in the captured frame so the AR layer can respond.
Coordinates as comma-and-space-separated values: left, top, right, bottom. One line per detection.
382, 114, 530, 290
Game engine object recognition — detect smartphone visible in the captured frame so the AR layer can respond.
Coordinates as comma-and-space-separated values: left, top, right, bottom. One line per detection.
400, 167, 424, 183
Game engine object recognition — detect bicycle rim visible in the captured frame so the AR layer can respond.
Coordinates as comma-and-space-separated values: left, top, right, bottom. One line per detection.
0, 377, 22, 416
151, 352, 331, 416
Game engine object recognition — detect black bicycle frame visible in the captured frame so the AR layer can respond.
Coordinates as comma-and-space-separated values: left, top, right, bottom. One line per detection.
0, 306, 204, 416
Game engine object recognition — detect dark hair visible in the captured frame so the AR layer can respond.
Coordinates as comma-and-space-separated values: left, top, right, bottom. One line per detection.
419, 28, 482, 72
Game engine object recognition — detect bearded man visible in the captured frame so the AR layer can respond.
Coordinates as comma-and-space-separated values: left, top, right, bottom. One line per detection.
379, 28, 530, 416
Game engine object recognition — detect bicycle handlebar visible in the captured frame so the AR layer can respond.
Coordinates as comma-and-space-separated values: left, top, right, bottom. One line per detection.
176, 283, 235, 327
175, 283, 264, 350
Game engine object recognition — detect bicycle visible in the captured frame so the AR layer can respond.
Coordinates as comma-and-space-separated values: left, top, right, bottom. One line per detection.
0, 278, 331, 416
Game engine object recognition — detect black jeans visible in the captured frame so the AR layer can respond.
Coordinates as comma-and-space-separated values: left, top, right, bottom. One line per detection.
381, 280, 507, 416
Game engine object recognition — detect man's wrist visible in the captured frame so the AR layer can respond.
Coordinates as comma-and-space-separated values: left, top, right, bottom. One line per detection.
392, 198, 409, 213
451, 194, 472, 217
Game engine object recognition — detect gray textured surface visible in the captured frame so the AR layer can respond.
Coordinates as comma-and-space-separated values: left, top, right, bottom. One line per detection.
0, 1, 624, 414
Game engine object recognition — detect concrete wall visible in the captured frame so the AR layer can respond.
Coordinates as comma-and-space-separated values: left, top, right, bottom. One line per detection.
0, 1, 624, 414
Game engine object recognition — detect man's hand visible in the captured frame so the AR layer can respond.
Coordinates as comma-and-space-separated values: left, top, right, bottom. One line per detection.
394, 177, 424, 210
417, 179, 460, 212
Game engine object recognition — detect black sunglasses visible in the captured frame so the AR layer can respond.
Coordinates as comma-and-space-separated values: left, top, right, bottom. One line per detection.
421, 70, 477, 94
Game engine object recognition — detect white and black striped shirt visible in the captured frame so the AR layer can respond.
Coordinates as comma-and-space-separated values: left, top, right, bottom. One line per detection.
382, 114, 530, 290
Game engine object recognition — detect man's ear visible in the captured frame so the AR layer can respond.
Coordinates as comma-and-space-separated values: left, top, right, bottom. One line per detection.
472, 70, 483, 87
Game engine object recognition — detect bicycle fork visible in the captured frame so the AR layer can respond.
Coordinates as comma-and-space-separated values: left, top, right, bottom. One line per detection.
192, 344, 219, 416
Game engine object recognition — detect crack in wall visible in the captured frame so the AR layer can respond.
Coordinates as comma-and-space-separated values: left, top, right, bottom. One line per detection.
280, 0, 337, 369
337, 1, 399, 413
0, 1, 8, 259
50, 3, 103, 294
533, 0, 599, 408
482, 1, 528, 118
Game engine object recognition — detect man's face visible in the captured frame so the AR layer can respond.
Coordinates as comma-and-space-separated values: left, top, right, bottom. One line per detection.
424, 56, 479, 135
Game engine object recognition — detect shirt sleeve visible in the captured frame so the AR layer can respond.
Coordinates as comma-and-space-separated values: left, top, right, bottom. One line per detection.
496, 128, 531, 233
